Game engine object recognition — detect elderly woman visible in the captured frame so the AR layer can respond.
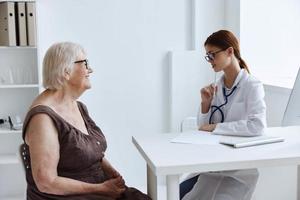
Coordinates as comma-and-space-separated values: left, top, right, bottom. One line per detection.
21, 42, 151, 200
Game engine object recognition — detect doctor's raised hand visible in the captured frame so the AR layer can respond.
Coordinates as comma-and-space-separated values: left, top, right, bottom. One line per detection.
199, 85, 218, 132
200, 84, 217, 114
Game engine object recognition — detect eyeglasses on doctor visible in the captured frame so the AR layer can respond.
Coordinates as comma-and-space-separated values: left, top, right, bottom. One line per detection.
74, 59, 90, 70
204, 49, 227, 62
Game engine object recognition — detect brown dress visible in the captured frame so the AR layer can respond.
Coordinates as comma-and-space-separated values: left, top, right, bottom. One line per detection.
21, 101, 151, 200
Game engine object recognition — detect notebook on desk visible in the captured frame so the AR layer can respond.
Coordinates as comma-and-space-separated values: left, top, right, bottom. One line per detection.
219, 135, 285, 148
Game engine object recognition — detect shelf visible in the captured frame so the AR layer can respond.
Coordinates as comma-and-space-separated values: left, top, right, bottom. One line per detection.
0, 0, 37, 198
0, 194, 24, 200
0, 84, 39, 89
0, 154, 19, 165
0, 46, 36, 48
0, 0, 35, 2
0, 129, 22, 134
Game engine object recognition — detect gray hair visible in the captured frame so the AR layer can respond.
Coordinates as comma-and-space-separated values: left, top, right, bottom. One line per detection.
42, 42, 86, 90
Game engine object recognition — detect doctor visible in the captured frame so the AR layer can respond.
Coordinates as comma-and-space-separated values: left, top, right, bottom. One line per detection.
180, 30, 267, 200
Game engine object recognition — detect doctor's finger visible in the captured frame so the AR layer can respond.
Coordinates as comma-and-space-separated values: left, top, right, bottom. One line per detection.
201, 88, 212, 97
200, 87, 208, 94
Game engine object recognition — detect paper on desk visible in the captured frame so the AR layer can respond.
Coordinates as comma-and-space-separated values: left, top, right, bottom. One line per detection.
171, 130, 221, 145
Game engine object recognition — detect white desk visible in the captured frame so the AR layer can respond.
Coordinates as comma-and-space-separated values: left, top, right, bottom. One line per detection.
132, 126, 300, 200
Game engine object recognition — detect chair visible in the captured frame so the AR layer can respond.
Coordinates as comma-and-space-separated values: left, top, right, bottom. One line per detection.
18, 143, 28, 199
19, 143, 29, 173
180, 117, 197, 132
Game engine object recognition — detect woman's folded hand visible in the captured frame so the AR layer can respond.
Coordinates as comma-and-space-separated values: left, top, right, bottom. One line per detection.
99, 176, 126, 198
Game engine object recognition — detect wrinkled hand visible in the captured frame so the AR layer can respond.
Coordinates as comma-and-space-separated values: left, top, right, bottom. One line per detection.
200, 84, 217, 104
101, 176, 126, 199
110, 169, 121, 179
199, 124, 217, 132
105, 167, 121, 179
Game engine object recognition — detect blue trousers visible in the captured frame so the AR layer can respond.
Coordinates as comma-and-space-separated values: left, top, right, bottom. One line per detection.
179, 175, 199, 199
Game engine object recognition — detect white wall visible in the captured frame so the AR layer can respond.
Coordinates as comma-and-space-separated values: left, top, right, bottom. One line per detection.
193, 0, 225, 51
240, 0, 300, 88
36, 0, 192, 188
192, 0, 240, 51
224, 0, 240, 38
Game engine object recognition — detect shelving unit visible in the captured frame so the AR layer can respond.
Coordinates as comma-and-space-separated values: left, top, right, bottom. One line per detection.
0, 129, 22, 135
0, 0, 38, 199
0, 0, 35, 2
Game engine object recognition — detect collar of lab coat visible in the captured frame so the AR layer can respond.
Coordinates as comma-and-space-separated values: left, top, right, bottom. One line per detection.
221, 69, 247, 90
214, 69, 248, 103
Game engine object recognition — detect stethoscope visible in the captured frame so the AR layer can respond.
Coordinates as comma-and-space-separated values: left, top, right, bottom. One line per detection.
209, 85, 238, 124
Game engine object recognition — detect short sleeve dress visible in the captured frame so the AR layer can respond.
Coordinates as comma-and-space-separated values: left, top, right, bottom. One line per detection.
21, 101, 151, 200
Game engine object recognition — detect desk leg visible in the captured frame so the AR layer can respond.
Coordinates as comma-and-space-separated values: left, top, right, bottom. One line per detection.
166, 174, 180, 200
297, 165, 300, 200
147, 165, 158, 200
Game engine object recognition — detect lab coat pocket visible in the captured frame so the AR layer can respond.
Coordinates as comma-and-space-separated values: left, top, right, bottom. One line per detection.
227, 102, 246, 121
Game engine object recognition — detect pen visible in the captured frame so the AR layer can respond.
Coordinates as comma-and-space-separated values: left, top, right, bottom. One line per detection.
213, 72, 217, 98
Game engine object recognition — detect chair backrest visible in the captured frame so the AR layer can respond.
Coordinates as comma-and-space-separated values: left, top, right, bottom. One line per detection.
18, 143, 27, 199
19, 143, 27, 173
180, 117, 197, 132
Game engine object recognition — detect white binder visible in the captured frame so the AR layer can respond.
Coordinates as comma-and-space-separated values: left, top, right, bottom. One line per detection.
25, 2, 36, 46
16, 2, 27, 46
219, 135, 284, 148
0, 2, 16, 46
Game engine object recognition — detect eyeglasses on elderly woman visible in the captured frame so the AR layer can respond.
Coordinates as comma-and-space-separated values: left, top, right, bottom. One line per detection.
74, 59, 90, 70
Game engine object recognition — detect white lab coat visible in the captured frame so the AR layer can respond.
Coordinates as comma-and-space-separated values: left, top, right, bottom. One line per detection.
182, 69, 266, 200
198, 69, 266, 136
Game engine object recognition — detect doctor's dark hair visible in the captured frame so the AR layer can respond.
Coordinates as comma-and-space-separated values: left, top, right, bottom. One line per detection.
204, 30, 250, 73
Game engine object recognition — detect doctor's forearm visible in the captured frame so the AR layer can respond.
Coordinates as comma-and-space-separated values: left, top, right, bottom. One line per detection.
213, 119, 265, 136
201, 102, 210, 114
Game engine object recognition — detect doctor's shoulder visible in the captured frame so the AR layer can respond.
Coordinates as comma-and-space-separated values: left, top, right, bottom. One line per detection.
245, 74, 263, 87
243, 74, 265, 96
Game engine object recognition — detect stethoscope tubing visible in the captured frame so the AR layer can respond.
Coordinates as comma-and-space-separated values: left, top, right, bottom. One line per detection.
209, 86, 237, 124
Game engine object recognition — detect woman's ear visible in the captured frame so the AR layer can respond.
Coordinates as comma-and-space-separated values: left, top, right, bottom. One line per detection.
227, 47, 234, 56
64, 69, 70, 81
